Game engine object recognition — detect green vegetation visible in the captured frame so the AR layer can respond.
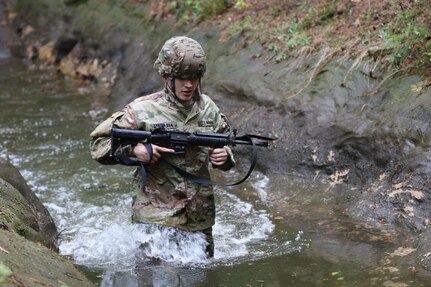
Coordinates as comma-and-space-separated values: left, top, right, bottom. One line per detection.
258, 20, 311, 63
300, 0, 340, 29
167, 0, 232, 24
0, 264, 12, 284
376, 1, 430, 68
101, 0, 431, 71
13, 221, 27, 236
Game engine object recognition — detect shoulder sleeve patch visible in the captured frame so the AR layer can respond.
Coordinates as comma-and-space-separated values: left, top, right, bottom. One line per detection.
90, 111, 125, 138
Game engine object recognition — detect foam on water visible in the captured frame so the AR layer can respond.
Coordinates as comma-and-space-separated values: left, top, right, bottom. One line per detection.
252, 172, 270, 202
47, 167, 295, 272
57, 186, 279, 270
60, 223, 209, 270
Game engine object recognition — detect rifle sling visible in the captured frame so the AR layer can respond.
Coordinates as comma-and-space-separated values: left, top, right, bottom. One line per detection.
164, 135, 258, 186
114, 143, 153, 190
113, 137, 258, 187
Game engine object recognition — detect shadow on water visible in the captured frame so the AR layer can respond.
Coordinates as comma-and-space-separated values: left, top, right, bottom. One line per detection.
1, 57, 430, 286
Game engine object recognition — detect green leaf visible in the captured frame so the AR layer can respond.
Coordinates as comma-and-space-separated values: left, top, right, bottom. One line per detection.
0, 264, 12, 283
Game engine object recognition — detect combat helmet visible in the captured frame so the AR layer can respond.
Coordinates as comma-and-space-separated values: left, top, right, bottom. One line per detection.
154, 36, 206, 79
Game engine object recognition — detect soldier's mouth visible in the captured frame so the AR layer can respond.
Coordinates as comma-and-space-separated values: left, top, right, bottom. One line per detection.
182, 91, 193, 97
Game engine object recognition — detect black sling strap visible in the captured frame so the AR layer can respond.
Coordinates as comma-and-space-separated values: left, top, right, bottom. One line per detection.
114, 143, 153, 189
113, 136, 260, 187
166, 135, 258, 186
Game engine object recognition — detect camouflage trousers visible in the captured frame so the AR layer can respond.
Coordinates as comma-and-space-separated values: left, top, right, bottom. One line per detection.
201, 227, 214, 258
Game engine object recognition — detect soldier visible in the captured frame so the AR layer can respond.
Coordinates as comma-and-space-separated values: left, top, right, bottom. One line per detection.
90, 36, 235, 257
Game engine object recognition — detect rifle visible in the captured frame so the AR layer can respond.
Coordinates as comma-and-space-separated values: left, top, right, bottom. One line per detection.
111, 127, 276, 186
111, 128, 273, 154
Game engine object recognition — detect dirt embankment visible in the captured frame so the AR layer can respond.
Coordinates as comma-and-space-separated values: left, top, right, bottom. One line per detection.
9, 0, 431, 273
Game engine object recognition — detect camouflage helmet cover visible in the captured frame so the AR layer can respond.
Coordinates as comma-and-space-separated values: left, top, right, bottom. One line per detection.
154, 36, 206, 79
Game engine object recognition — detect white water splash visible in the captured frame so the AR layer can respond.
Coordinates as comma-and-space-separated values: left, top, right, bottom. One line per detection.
60, 223, 209, 270
58, 187, 278, 270
50, 165, 300, 272
252, 172, 270, 202
213, 188, 275, 262
53, 175, 284, 272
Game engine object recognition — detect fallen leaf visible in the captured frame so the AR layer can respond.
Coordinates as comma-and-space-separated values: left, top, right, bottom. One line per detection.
389, 247, 416, 257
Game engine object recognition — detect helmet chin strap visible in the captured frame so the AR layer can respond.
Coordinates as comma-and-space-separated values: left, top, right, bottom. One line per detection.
197, 77, 202, 97
167, 74, 183, 103
168, 74, 176, 96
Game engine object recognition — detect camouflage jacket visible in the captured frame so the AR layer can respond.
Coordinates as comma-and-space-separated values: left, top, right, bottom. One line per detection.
90, 88, 235, 231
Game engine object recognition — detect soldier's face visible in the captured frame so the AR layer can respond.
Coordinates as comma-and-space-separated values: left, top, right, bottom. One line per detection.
165, 76, 199, 105
175, 77, 199, 104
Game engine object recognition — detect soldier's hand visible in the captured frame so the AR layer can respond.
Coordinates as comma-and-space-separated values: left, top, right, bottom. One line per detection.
208, 147, 228, 167
133, 143, 175, 163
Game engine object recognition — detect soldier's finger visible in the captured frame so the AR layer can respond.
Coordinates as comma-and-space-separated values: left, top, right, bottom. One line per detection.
211, 159, 226, 166
212, 148, 227, 155
155, 146, 175, 153
211, 153, 226, 160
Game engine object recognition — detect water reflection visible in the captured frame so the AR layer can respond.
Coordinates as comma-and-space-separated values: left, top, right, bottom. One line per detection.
100, 266, 207, 287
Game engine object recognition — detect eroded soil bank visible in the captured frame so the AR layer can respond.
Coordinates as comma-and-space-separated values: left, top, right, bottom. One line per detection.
8, 0, 431, 274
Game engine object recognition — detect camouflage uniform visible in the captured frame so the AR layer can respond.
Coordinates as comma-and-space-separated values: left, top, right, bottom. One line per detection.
90, 37, 235, 255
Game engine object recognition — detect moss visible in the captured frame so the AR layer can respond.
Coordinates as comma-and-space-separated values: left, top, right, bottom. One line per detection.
0, 231, 95, 287
0, 264, 12, 284
0, 179, 36, 231
0, 179, 91, 286
12, 221, 26, 236
0, 179, 56, 248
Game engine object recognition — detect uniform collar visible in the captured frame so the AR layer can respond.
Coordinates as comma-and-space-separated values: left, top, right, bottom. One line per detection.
163, 87, 205, 121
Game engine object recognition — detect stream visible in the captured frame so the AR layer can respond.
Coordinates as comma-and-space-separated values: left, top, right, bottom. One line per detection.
1, 57, 429, 287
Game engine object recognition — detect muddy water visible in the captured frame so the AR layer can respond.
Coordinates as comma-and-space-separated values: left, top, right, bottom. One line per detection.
0, 58, 429, 286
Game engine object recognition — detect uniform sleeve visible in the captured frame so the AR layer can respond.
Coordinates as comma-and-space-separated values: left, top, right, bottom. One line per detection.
214, 113, 236, 171
89, 104, 139, 165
